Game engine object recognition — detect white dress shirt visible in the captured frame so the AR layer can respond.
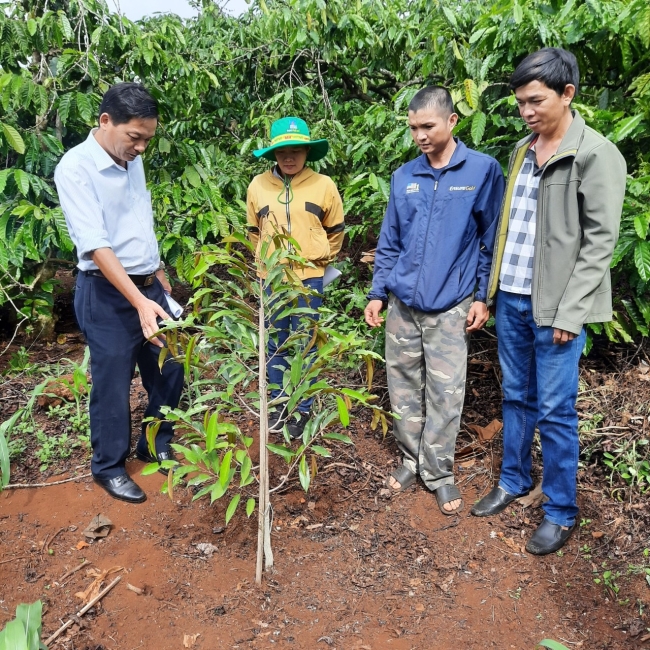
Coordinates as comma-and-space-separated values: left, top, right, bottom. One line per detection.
54, 129, 160, 274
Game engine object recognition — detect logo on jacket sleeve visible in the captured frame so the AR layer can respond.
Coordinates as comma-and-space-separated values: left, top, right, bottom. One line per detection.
449, 185, 476, 191
406, 182, 420, 194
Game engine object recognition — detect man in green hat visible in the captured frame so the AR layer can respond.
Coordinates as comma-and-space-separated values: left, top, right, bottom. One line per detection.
247, 117, 345, 439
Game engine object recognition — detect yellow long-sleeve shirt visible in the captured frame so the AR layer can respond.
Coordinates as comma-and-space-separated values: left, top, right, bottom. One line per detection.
246, 166, 345, 279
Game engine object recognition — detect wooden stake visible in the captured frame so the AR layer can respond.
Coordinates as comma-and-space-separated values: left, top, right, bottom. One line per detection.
44, 575, 121, 646
256, 278, 271, 585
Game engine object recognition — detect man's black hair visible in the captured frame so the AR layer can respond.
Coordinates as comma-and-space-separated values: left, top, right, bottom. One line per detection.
408, 86, 455, 116
510, 48, 580, 96
98, 82, 158, 125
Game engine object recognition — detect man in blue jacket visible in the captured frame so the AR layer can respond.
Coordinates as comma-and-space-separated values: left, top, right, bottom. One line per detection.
364, 86, 504, 515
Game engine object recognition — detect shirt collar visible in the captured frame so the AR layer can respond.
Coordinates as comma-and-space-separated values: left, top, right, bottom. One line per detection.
86, 129, 128, 172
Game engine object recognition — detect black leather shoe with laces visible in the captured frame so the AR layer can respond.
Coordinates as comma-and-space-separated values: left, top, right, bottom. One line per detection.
470, 485, 528, 517
93, 473, 146, 503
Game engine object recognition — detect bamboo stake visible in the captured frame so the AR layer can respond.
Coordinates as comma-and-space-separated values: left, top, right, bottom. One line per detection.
44, 575, 121, 646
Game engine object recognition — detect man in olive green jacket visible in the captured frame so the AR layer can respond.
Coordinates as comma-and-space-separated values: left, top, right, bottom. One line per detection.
471, 48, 626, 556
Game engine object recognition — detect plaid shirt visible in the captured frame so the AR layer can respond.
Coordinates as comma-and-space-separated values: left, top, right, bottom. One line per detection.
499, 145, 543, 294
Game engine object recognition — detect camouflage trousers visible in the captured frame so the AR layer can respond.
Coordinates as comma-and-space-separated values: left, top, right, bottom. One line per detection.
385, 294, 471, 491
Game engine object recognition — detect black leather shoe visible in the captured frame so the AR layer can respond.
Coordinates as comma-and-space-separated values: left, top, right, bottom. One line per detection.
135, 447, 176, 476
470, 485, 528, 517
93, 473, 146, 503
525, 518, 575, 555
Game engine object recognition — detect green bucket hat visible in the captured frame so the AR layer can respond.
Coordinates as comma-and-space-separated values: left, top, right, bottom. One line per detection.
253, 117, 329, 162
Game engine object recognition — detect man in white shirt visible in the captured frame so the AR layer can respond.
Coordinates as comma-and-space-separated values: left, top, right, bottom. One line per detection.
54, 83, 184, 503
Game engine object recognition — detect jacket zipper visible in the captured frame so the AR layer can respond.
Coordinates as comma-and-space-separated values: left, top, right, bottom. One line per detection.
285, 178, 293, 269
412, 177, 441, 305
531, 149, 577, 325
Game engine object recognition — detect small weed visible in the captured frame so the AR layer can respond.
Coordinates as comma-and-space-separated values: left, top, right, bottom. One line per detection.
579, 412, 603, 433
3, 347, 38, 376
603, 438, 650, 491
579, 518, 592, 528
508, 587, 522, 600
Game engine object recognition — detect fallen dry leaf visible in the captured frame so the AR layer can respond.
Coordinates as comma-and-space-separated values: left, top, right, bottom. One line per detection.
592, 531, 605, 539
305, 523, 323, 530
83, 514, 113, 540
467, 419, 503, 442
183, 633, 200, 648
459, 458, 475, 469
502, 537, 521, 553
76, 540, 90, 550
517, 483, 547, 508
75, 566, 122, 606
414, 603, 425, 612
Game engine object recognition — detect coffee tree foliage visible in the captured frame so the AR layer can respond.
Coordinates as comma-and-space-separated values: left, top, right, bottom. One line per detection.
0, 0, 649, 342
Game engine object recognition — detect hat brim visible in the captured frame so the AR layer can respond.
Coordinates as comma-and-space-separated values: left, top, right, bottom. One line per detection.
253, 139, 329, 162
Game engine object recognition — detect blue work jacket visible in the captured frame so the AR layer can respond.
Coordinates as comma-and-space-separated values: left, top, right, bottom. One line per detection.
368, 139, 504, 312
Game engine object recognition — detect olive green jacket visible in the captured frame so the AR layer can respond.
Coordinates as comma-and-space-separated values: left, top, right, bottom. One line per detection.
487, 111, 627, 335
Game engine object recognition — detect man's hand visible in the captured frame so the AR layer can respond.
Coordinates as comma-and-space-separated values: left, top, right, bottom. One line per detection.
136, 297, 170, 348
466, 301, 489, 332
364, 300, 385, 328
553, 328, 576, 345
92, 248, 170, 347
156, 268, 171, 294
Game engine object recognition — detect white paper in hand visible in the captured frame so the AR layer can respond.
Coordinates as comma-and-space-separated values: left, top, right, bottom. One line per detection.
164, 292, 183, 319
323, 265, 342, 288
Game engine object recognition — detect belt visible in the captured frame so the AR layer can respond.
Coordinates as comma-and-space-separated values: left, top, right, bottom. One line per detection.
84, 270, 157, 287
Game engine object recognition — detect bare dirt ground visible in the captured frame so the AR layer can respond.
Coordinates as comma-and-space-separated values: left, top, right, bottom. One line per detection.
1, 283, 650, 650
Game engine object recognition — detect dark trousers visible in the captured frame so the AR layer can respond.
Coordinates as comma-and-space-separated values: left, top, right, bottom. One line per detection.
74, 272, 185, 479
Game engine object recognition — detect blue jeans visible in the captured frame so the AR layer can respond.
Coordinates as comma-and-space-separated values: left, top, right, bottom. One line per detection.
495, 290, 585, 527
266, 277, 323, 414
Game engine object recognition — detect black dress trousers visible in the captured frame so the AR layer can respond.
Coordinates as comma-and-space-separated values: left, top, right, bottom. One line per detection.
74, 272, 185, 479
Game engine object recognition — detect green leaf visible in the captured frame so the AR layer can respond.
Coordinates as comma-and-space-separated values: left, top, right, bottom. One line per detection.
336, 395, 349, 427
611, 114, 643, 143
240, 455, 252, 485
322, 432, 353, 444
15, 601, 42, 643
471, 111, 487, 145
310, 445, 332, 457
1, 618, 29, 650
140, 462, 162, 476
513, 1, 523, 24
27, 19, 38, 36
0, 168, 10, 194
0, 410, 23, 488
158, 137, 171, 154
267, 443, 295, 462
2, 123, 25, 154
634, 241, 650, 281
225, 493, 240, 524
219, 450, 232, 488
633, 214, 649, 240
298, 454, 310, 492
537, 641, 570, 650
205, 412, 218, 452
442, 6, 458, 28
246, 497, 256, 517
